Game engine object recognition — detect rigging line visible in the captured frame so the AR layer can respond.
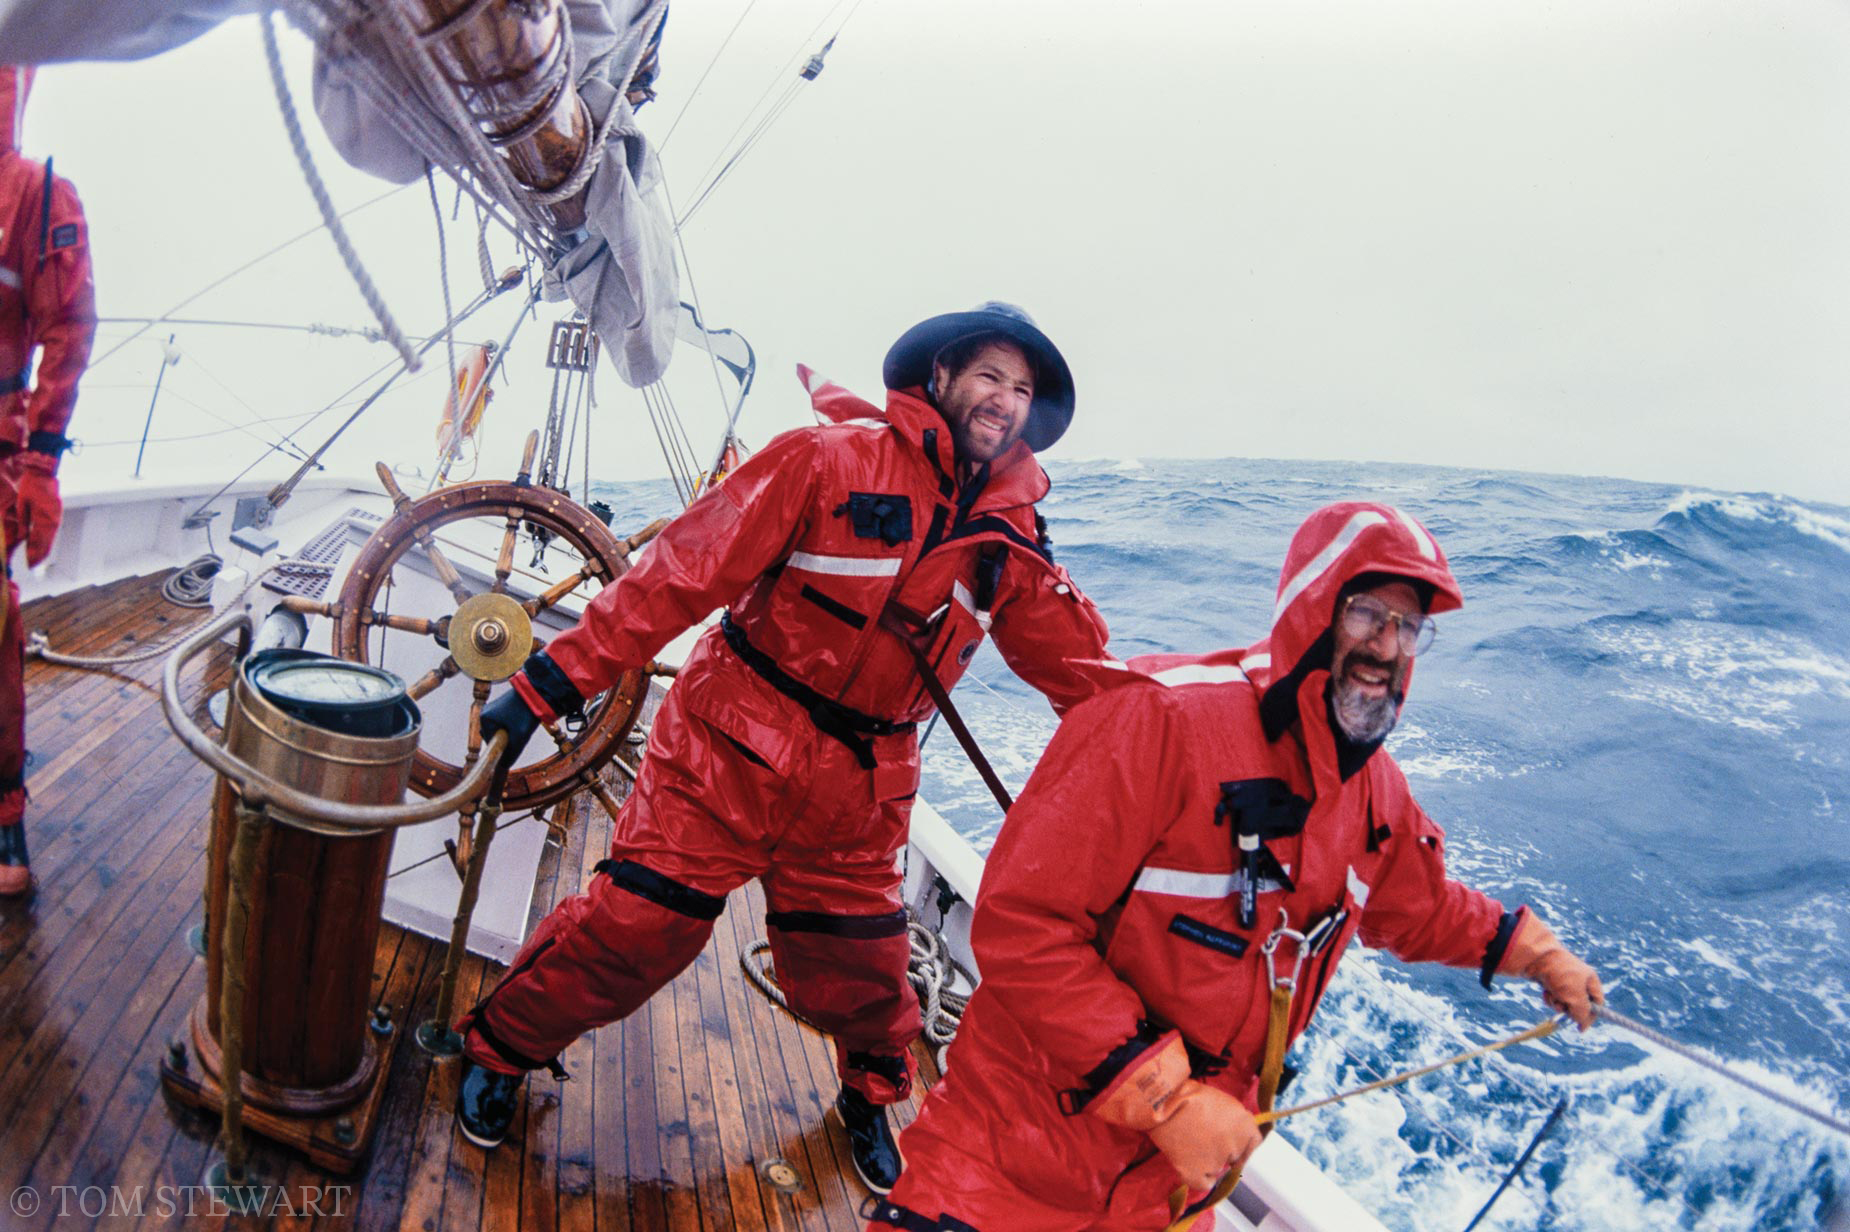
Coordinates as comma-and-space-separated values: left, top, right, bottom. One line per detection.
89, 182, 415, 371
675, 0, 851, 211
1594, 1005, 1850, 1140
1307, 1035, 1553, 1220
654, 175, 739, 469
648, 383, 696, 494
674, 0, 869, 230
105, 379, 312, 460
96, 316, 412, 341
1461, 1096, 1569, 1232
84, 409, 324, 450
427, 165, 460, 435
183, 281, 504, 524
656, 382, 701, 482
641, 386, 689, 505
260, 4, 418, 369
162, 344, 315, 458
581, 355, 594, 505
657, 0, 765, 153
673, 76, 805, 228
1327, 974, 1689, 1209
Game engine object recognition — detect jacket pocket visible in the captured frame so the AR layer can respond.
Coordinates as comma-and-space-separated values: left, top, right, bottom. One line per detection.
678, 654, 799, 777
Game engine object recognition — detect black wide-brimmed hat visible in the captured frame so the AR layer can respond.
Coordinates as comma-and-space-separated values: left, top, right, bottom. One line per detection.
882, 301, 1075, 452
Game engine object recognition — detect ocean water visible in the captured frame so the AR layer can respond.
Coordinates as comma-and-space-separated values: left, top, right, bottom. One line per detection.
596, 457, 1850, 1231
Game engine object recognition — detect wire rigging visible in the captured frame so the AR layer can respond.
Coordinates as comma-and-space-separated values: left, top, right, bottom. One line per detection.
673, 0, 871, 231
656, 0, 764, 152
89, 183, 415, 371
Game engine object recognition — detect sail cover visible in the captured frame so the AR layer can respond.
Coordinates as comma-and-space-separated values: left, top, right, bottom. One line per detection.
0, 0, 680, 389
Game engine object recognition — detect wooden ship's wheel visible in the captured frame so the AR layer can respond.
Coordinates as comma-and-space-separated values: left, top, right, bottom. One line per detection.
284, 434, 667, 819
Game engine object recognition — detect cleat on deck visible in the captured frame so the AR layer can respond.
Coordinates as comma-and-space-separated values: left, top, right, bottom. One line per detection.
835, 1086, 901, 1194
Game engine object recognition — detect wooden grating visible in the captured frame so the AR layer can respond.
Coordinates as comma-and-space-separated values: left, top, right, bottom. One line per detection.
0, 572, 935, 1230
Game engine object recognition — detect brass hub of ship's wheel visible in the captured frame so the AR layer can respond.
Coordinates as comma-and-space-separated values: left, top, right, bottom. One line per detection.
449, 592, 532, 681
302, 434, 667, 814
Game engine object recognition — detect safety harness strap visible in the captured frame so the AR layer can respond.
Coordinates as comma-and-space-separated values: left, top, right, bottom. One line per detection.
1161, 969, 1293, 1232
880, 607, 1013, 813
720, 613, 915, 770
859, 1197, 943, 1231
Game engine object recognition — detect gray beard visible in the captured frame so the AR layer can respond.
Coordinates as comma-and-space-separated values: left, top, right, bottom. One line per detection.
1332, 679, 1400, 744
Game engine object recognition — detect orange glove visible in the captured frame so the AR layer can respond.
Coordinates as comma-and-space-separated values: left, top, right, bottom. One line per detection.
15, 453, 61, 567
1088, 1034, 1263, 1192
1499, 910, 1604, 1029
1146, 1081, 1262, 1193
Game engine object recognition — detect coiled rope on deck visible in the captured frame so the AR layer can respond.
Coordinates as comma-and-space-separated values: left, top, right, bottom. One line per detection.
740, 913, 971, 1046
161, 554, 222, 607
27, 557, 306, 670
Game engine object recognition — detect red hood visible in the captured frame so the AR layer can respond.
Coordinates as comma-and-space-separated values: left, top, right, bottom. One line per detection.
796, 363, 1049, 509
0, 65, 32, 153
1246, 501, 1462, 736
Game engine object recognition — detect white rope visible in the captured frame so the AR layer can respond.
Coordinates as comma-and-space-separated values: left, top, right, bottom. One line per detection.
905, 918, 970, 1046
738, 914, 970, 1048
161, 555, 223, 608
260, 5, 419, 371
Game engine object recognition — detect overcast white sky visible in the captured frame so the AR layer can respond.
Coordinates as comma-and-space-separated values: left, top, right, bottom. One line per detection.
18, 0, 1850, 504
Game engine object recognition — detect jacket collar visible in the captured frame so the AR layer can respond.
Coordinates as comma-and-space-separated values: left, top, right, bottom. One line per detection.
885, 387, 1049, 511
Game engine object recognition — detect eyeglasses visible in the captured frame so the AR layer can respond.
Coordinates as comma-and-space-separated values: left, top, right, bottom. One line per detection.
1339, 594, 1437, 657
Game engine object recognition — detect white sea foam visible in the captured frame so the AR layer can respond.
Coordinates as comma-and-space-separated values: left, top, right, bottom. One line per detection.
1281, 955, 1850, 1231
1591, 622, 1850, 735
1665, 489, 1850, 557
1672, 937, 1752, 983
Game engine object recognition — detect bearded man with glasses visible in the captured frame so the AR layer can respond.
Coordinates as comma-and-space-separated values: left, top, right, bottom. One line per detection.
865, 501, 1603, 1232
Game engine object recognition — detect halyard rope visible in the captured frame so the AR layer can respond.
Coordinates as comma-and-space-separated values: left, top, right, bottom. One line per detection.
260, 5, 418, 371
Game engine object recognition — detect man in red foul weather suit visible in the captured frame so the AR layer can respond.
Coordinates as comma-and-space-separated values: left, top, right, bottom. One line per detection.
869, 502, 1604, 1231
0, 65, 96, 898
457, 303, 1120, 1190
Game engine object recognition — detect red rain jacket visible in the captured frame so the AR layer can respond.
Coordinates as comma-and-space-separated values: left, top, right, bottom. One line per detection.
883, 503, 1510, 1224
544, 374, 1118, 741
0, 66, 94, 461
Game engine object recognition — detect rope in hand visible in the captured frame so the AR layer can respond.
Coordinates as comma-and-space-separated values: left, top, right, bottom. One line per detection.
1593, 1004, 1850, 1139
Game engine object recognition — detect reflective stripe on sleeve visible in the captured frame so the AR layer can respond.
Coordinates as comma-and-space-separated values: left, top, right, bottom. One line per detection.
1150, 663, 1246, 687
951, 580, 993, 632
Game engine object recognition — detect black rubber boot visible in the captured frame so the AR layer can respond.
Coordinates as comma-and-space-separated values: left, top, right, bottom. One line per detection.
835, 1086, 901, 1194
456, 1057, 526, 1148
0, 822, 30, 898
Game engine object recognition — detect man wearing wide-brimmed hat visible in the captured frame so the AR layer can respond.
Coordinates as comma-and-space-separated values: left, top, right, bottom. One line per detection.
456, 302, 1123, 1191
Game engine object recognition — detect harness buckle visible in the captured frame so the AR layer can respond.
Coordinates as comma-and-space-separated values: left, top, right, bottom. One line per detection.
1261, 910, 1310, 992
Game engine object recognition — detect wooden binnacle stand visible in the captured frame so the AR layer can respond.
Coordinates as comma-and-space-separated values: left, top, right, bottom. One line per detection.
160, 622, 502, 1181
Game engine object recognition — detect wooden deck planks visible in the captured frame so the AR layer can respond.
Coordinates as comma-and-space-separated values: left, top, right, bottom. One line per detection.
1, 575, 912, 1232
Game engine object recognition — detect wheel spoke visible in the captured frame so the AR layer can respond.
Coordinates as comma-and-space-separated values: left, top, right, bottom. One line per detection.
523, 563, 598, 617
461, 680, 492, 770
368, 610, 443, 637
407, 656, 461, 701
419, 531, 475, 604
491, 509, 522, 595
